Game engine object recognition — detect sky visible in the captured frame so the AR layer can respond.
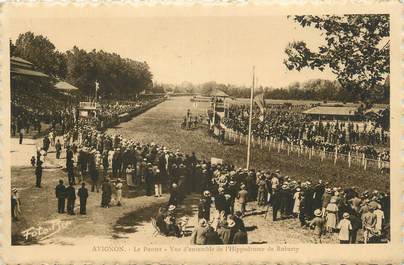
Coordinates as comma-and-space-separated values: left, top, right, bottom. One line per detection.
9, 12, 336, 88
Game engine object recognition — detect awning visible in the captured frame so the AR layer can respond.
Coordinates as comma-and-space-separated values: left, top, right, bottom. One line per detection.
208, 89, 229, 97
54, 80, 79, 91
10, 67, 49, 78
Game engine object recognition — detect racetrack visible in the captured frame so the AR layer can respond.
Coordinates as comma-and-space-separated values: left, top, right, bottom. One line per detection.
11, 96, 382, 245
106, 96, 388, 193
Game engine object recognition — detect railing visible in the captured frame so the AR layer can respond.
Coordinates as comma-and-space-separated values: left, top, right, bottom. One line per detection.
224, 128, 389, 172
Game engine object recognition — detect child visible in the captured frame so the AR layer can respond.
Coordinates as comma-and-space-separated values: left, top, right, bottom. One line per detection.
309, 209, 325, 243
337, 212, 352, 244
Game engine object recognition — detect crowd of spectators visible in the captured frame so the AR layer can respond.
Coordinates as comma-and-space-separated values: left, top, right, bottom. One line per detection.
223, 104, 390, 161
47, 122, 390, 244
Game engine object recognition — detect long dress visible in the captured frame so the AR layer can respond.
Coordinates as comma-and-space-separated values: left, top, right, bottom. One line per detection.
126, 167, 135, 187
326, 202, 338, 230
293, 192, 301, 214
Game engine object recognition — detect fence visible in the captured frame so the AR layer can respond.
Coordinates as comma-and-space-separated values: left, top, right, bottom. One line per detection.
224, 128, 390, 173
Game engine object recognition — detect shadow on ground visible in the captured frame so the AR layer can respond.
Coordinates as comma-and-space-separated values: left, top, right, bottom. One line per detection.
113, 193, 200, 235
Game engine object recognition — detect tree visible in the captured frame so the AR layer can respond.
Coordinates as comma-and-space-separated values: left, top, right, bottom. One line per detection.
13, 32, 67, 78
284, 15, 389, 105
65, 47, 153, 98
65, 46, 97, 97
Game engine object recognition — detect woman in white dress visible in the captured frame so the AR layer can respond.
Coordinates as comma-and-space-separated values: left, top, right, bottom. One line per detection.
293, 187, 302, 217
126, 165, 135, 187
325, 197, 339, 233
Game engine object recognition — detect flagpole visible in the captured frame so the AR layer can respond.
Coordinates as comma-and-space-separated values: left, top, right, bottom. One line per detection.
246, 66, 255, 170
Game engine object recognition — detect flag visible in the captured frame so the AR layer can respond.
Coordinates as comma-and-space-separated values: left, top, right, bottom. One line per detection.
254, 92, 266, 121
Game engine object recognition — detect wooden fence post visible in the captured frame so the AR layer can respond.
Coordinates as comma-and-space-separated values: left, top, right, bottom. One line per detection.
334, 147, 338, 165
278, 141, 281, 153
348, 152, 351, 168
364, 158, 367, 170
260, 137, 263, 149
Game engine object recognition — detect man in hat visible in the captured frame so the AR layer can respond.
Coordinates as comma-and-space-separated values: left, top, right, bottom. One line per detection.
237, 185, 248, 216
165, 205, 181, 237
11, 187, 21, 221
55, 179, 66, 213
362, 205, 377, 243
77, 182, 89, 215
55, 139, 62, 159
215, 187, 227, 216
65, 182, 76, 215
43, 135, 50, 153
145, 163, 154, 196
190, 219, 209, 245
322, 188, 333, 217
309, 209, 325, 243
257, 175, 268, 207
313, 180, 325, 210
271, 188, 281, 221
35, 160, 43, 188
19, 127, 24, 145
168, 183, 180, 206
67, 158, 75, 185
101, 178, 112, 208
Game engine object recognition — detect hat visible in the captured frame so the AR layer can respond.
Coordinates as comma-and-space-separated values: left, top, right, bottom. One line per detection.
240, 184, 246, 189
281, 184, 288, 189
203, 190, 211, 197
218, 187, 225, 193
296, 188, 301, 192
229, 180, 236, 185
330, 197, 337, 203
172, 183, 178, 188
12, 187, 17, 193
275, 169, 280, 173
314, 209, 322, 217
227, 219, 236, 228
168, 205, 176, 211
343, 212, 350, 219
199, 219, 207, 227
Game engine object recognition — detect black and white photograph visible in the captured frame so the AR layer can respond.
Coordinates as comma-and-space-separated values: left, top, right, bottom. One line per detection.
7, 6, 394, 250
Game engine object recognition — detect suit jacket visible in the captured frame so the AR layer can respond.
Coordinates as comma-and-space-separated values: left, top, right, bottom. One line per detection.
66, 186, 76, 200
55, 184, 66, 198
78, 187, 89, 200
190, 226, 209, 245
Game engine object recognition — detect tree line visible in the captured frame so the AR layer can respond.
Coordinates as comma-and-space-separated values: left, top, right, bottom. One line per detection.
10, 31, 153, 99
152, 78, 388, 104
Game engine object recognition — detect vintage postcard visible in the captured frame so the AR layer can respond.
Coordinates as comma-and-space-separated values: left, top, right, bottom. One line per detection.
1, 1, 403, 264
